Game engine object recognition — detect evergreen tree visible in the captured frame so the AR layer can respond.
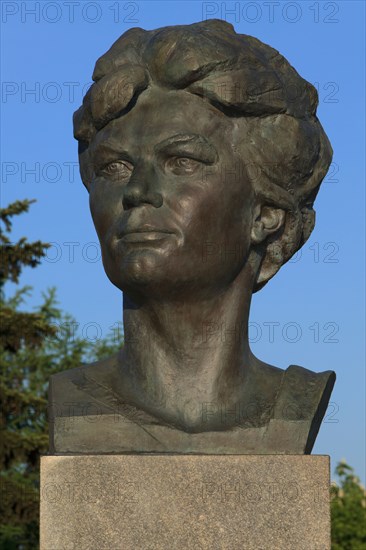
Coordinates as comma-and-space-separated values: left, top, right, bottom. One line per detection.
0, 200, 121, 549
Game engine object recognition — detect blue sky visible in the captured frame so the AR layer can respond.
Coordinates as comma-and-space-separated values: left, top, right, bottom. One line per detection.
1, 1, 365, 481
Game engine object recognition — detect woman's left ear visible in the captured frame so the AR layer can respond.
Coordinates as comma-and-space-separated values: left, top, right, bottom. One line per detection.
251, 205, 286, 245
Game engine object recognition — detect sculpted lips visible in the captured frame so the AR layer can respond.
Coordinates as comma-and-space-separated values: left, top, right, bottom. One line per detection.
118, 224, 175, 243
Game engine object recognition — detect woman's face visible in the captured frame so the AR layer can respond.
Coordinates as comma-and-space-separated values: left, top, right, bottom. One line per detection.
87, 86, 257, 300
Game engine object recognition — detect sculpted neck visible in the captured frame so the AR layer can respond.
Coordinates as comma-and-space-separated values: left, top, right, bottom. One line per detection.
119, 263, 260, 428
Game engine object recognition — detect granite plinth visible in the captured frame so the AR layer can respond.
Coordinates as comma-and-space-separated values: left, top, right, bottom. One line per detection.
40, 455, 331, 550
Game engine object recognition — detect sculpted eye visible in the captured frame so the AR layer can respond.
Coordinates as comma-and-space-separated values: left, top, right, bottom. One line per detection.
99, 160, 133, 179
165, 156, 201, 175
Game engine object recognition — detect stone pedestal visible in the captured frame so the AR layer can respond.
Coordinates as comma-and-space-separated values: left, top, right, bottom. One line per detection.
40, 455, 331, 550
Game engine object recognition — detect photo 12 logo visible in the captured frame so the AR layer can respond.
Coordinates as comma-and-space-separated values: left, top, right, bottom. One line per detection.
1, 1, 140, 24
201, 2, 340, 24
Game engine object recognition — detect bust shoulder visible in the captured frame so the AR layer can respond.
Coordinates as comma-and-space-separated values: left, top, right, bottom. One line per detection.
48, 353, 121, 416
266, 364, 336, 453
274, 365, 336, 420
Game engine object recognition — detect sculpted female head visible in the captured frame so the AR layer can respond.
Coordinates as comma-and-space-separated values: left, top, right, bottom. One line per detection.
73, 19, 332, 295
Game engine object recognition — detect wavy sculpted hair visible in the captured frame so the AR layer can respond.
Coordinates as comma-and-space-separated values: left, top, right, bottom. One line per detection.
73, 19, 333, 291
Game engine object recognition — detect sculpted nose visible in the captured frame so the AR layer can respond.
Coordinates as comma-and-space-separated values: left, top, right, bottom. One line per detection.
122, 165, 163, 210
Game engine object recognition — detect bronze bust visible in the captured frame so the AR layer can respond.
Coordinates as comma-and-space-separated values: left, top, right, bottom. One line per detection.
49, 19, 335, 455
